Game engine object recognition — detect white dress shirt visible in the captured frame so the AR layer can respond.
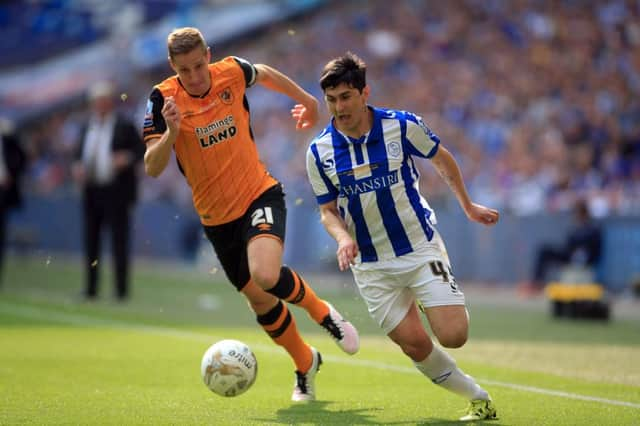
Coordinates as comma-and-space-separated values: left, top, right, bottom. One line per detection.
82, 113, 116, 185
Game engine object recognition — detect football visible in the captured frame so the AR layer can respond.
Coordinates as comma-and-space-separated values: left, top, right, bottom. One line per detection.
200, 339, 258, 397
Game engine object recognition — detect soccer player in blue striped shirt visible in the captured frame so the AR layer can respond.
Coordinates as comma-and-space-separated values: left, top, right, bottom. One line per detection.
303, 52, 499, 421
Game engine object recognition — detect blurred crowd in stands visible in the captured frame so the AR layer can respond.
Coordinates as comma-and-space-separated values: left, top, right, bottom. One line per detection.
0, 0, 177, 69
9, 0, 640, 218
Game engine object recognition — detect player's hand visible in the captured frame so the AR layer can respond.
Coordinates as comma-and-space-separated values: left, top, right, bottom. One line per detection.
466, 203, 500, 226
291, 100, 318, 130
162, 96, 181, 134
336, 236, 358, 271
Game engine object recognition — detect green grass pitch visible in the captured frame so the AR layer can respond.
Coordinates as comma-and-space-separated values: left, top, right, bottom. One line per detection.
1, 256, 639, 425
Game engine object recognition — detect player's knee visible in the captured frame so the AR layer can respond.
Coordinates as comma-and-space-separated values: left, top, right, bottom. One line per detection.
437, 329, 468, 348
399, 337, 432, 361
250, 268, 280, 290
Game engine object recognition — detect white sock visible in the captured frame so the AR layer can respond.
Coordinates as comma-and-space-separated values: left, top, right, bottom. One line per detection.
414, 344, 489, 401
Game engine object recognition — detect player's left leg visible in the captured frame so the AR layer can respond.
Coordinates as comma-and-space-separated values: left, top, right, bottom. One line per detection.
244, 184, 358, 354
416, 305, 486, 398
203, 215, 321, 401
241, 279, 322, 402
241, 280, 312, 370
408, 233, 495, 420
396, 305, 495, 420
419, 306, 496, 420
247, 236, 359, 354
385, 303, 488, 400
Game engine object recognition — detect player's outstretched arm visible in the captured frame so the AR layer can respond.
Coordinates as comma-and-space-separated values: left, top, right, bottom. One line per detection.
254, 64, 318, 130
319, 201, 359, 271
430, 146, 500, 226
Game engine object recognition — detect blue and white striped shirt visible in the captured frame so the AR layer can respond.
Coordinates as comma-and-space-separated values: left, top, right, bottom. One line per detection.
306, 106, 441, 263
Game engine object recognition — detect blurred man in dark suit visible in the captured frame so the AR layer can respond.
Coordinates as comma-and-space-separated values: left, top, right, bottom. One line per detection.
0, 120, 27, 285
72, 81, 144, 301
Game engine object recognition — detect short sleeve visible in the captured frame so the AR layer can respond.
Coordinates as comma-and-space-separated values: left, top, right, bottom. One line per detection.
404, 112, 440, 159
306, 143, 339, 205
232, 56, 257, 88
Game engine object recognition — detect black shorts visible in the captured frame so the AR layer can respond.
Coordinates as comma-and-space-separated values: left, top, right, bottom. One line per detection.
203, 184, 287, 291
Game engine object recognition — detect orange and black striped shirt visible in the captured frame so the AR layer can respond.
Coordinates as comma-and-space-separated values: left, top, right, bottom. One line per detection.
143, 56, 277, 226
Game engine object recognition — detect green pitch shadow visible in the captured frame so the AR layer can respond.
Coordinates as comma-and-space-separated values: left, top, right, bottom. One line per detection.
252, 401, 381, 424
253, 401, 466, 425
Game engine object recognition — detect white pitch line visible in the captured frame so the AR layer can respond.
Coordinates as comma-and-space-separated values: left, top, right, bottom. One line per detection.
478, 379, 640, 409
2, 301, 639, 410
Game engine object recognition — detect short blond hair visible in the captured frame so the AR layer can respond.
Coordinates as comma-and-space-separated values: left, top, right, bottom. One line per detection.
167, 27, 207, 59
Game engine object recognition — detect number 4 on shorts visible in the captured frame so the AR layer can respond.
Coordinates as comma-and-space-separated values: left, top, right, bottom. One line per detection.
429, 261, 451, 283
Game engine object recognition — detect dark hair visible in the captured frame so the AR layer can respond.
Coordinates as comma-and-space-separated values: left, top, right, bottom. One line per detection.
319, 52, 367, 92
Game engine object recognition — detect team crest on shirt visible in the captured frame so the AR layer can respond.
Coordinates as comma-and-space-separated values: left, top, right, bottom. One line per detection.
218, 87, 234, 105
386, 141, 401, 159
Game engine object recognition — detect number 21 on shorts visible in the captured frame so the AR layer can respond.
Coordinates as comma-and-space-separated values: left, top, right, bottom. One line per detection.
251, 207, 274, 227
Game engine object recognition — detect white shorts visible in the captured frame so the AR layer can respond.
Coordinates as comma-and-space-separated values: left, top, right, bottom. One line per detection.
351, 230, 465, 334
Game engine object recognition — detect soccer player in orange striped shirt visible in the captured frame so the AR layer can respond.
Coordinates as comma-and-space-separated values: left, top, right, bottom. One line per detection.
142, 27, 359, 401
